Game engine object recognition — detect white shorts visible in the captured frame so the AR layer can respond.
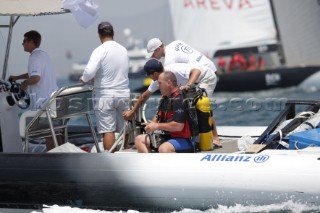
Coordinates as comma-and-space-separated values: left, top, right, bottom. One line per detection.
94, 97, 130, 133
199, 72, 217, 99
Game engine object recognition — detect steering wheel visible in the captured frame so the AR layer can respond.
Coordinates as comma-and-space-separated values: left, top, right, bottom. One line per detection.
8, 80, 31, 109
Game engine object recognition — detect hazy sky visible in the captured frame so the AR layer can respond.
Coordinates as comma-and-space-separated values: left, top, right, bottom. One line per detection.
2, 0, 320, 80
0, 0, 173, 79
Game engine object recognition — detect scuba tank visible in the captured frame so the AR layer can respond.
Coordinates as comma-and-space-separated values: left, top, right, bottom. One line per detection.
195, 94, 213, 151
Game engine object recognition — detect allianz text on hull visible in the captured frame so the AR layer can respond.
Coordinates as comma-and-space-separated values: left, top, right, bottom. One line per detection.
0, 150, 320, 211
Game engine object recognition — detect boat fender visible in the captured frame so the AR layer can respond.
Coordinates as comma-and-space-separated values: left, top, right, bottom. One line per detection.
261, 111, 315, 150
272, 119, 293, 133
271, 111, 314, 136
288, 110, 320, 136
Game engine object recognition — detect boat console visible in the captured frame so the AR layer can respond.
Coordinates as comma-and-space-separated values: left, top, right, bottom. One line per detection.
0, 79, 25, 152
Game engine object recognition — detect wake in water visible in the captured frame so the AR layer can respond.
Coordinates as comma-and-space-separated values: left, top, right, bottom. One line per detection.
32, 201, 320, 213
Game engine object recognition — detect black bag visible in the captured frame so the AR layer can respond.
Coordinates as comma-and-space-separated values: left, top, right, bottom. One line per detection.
181, 85, 207, 143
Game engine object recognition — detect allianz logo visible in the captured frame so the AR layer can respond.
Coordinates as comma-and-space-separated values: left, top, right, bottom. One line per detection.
200, 154, 270, 163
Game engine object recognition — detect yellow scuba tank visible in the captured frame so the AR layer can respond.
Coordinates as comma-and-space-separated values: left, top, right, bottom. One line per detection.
195, 95, 213, 151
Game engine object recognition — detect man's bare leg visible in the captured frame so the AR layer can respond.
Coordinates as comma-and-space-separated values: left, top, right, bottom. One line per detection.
212, 117, 222, 147
103, 132, 115, 151
135, 134, 151, 153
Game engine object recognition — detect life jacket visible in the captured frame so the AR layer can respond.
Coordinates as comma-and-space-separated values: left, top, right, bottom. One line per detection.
157, 91, 191, 139
218, 56, 226, 67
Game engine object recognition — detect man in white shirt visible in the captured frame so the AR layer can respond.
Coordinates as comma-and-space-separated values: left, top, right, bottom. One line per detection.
9, 30, 59, 151
146, 38, 216, 77
10, 30, 58, 109
123, 59, 213, 118
80, 22, 130, 151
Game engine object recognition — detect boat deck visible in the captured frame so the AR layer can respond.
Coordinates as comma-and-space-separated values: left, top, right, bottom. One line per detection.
203, 138, 240, 153
114, 137, 240, 154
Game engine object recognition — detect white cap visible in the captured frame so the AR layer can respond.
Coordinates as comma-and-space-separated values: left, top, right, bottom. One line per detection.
145, 38, 162, 59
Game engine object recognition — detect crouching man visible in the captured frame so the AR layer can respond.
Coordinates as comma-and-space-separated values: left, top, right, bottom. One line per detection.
135, 71, 196, 153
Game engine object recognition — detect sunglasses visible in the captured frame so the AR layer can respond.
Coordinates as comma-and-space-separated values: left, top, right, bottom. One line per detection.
22, 39, 30, 45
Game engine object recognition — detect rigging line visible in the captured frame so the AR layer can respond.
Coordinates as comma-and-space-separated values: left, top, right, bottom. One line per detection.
0, 30, 5, 45
0, 16, 9, 44
0, 28, 6, 60
0, 31, 5, 74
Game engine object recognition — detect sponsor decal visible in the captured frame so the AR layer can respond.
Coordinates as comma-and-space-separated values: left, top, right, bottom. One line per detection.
184, 0, 253, 10
175, 42, 193, 54
253, 155, 270, 163
265, 73, 281, 86
180, 45, 193, 54
200, 154, 269, 163
175, 108, 185, 114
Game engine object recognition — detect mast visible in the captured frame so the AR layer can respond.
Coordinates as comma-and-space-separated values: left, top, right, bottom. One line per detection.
269, 0, 286, 66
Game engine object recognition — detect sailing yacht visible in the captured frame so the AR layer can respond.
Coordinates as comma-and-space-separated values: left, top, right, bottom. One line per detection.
168, 0, 320, 92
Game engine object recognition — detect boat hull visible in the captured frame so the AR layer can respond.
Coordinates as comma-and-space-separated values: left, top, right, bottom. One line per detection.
215, 66, 320, 92
0, 150, 320, 211
133, 66, 320, 93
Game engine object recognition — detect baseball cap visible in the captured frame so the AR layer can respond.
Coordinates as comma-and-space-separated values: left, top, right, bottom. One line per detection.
145, 38, 162, 59
98, 21, 113, 31
141, 59, 163, 76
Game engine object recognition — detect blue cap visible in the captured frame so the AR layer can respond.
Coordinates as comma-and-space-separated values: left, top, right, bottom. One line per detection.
142, 59, 163, 76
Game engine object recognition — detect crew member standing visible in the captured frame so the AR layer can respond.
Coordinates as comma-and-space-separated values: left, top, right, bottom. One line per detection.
80, 22, 130, 151
9, 30, 59, 151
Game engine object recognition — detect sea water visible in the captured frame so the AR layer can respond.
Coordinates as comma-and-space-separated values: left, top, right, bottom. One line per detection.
2, 200, 319, 213
212, 86, 320, 126
19, 79, 318, 213
58, 78, 320, 127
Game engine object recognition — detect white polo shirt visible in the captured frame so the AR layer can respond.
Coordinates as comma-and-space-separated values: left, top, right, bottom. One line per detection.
147, 63, 214, 93
82, 41, 130, 98
28, 48, 58, 109
164, 40, 217, 73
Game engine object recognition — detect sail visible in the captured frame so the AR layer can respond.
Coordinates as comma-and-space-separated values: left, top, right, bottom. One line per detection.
169, 0, 278, 56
